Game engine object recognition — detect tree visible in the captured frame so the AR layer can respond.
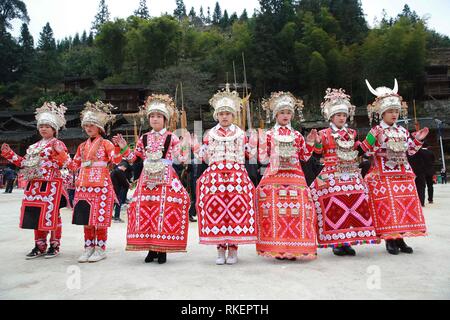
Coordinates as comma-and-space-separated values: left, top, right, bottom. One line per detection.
134, 0, 150, 19
0, 0, 29, 30
212, 2, 222, 25
149, 62, 213, 121
329, 0, 368, 44
124, 16, 182, 82
220, 10, 229, 29
95, 19, 127, 75
173, 0, 187, 21
38, 23, 56, 51
229, 12, 238, 26
87, 32, 94, 46
61, 45, 105, 79
17, 23, 34, 78
199, 6, 206, 24
81, 30, 88, 45
308, 51, 328, 107
92, 0, 111, 34
240, 9, 248, 22
188, 7, 202, 27
0, 28, 20, 84
73, 33, 81, 47
397, 4, 419, 24
206, 7, 212, 24
33, 23, 62, 92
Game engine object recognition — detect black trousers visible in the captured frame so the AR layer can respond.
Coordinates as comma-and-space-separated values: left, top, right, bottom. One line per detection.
415, 175, 426, 207
4, 179, 15, 193
425, 175, 434, 202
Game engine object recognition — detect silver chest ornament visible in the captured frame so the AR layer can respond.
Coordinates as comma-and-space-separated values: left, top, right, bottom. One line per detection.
333, 132, 359, 180
20, 142, 48, 180
143, 137, 167, 186
208, 129, 244, 164
384, 128, 408, 169
273, 130, 297, 169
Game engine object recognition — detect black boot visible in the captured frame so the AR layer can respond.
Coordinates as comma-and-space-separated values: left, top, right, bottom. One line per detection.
343, 246, 356, 256
157, 252, 167, 264
44, 245, 60, 259
145, 250, 158, 263
332, 247, 347, 256
25, 246, 45, 260
396, 238, 413, 254
385, 240, 400, 255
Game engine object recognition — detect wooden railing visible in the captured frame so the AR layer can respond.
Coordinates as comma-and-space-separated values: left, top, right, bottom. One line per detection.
426, 87, 450, 95
426, 74, 450, 81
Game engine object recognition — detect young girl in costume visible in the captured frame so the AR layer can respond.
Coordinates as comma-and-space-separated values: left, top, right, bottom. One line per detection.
195, 85, 257, 265
114, 94, 190, 265
54, 101, 126, 263
361, 79, 429, 255
310, 89, 379, 256
1, 102, 70, 259
256, 92, 319, 260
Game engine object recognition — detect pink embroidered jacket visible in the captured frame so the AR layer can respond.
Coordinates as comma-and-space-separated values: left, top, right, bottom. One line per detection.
360, 121, 422, 178
193, 124, 257, 165
314, 126, 360, 175
259, 124, 314, 168
57, 137, 124, 187
125, 128, 186, 164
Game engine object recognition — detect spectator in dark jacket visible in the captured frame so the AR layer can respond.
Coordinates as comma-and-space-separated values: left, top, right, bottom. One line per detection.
110, 162, 130, 222
419, 144, 436, 203
441, 168, 447, 184
408, 151, 426, 207
3, 166, 16, 193
301, 154, 323, 186
359, 155, 372, 179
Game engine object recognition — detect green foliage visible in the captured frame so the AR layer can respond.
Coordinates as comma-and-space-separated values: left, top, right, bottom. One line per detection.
95, 19, 127, 74
92, 0, 110, 34
149, 62, 213, 120
174, 0, 187, 21
1, 0, 448, 113
33, 23, 62, 92
0, 0, 29, 30
134, 0, 150, 19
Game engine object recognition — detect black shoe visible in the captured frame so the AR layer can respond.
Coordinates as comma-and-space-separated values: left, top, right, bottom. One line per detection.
429, 200, 433, 204
26, 246, 45, 260
189, 216, 197, 222
343, 246, 356, 256
396, 239, 413, 254
386, 240, 400, 255
157, 252, 167, 264
145, 250, 158, 263
44, 245, 60, 259
275, 257, 285, 260
332, 247, 347, 256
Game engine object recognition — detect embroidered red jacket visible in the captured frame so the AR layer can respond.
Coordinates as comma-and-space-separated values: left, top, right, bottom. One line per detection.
58, 137, 124, 187
1, 138, 69, 181
360, 122, 422, 177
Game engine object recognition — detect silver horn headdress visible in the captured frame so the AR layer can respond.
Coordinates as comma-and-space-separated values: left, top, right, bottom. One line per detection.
365, 79, 408, 125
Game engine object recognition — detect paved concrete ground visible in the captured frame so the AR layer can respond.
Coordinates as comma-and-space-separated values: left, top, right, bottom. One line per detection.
0, 184, 449, 300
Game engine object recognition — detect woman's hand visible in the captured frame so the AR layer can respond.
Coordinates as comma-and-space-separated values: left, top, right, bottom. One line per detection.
306, 129, 320, 144
113, 134, 128, 149
53, 143, 64, 155
415, 127, 429, 141
1, 143, 11, 154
